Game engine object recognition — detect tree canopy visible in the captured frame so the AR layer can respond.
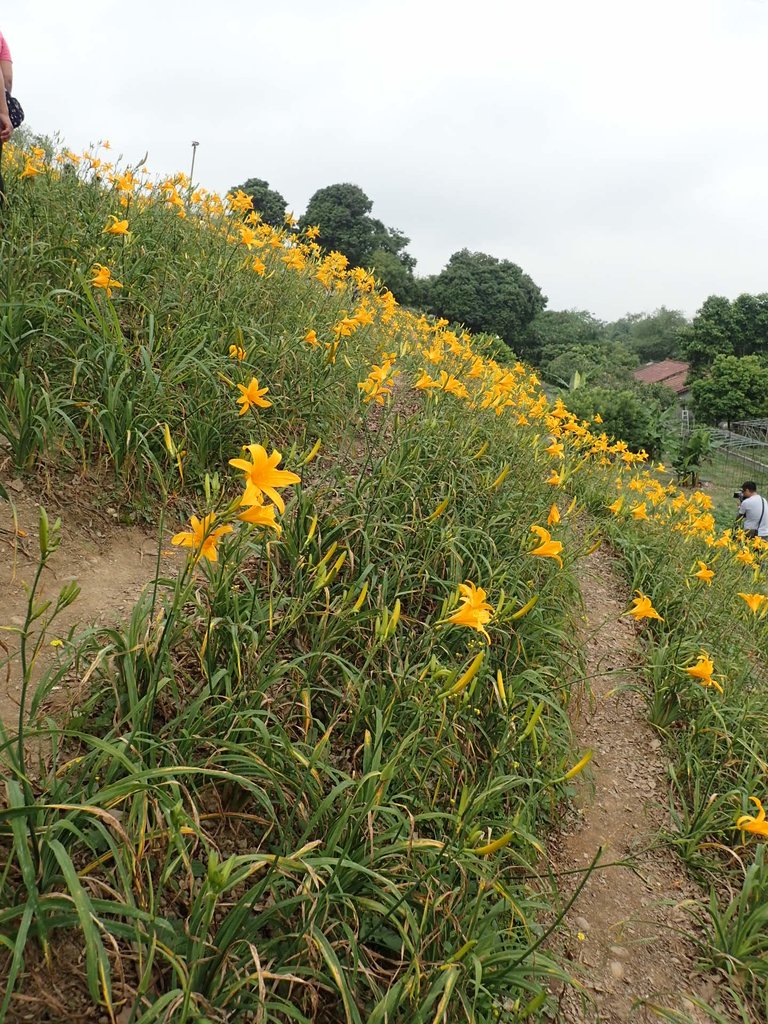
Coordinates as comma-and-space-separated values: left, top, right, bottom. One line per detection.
521, 309, 604, 367
299, 183, 417, 301
423, 250, 546, 349
684, 293, 768, 376
606, 307, 688, 363
690, 354, 768, 427
564, 384, 672, 458
228, 177, 288, 227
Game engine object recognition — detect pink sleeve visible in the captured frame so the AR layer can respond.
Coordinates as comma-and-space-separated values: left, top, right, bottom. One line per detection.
0, 33, 13, 62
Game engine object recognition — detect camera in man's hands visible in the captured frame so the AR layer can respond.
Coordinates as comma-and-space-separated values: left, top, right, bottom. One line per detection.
733, 490, 745, 500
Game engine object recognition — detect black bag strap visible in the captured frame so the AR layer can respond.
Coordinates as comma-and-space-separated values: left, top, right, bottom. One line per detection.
758, 496, 767, 532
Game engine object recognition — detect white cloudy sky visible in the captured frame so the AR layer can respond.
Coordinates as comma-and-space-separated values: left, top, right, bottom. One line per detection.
5, 0, 768, 318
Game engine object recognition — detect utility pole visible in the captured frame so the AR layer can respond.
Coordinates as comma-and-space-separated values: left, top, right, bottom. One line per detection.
189, 140, 199, 184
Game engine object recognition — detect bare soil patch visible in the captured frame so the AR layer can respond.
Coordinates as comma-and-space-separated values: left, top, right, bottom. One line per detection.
550, 542, 712, 1023
0, 475, 163, 728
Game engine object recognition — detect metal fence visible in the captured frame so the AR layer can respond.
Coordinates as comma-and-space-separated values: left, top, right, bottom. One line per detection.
700, 421, 768, 492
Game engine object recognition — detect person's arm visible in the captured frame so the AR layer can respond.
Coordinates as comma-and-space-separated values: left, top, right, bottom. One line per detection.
0, 66, 11, 141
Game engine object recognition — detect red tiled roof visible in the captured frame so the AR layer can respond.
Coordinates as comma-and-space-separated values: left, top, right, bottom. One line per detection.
633, 359, 689, 394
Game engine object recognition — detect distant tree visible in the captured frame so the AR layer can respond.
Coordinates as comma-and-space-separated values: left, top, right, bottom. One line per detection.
683, 296, 736, 376
543, 341, 638, 389
368, 245, 418, 305
684, 293, 768, 376
301, 183, 375, 267
229, 177, 288, 227
368, 220, 418, 303
690, 354, 768, 427
423, 250, 546, 349
564, 384, 669, 458
614, 307, 688, 363
521, 309, 604, 365
300, 184, 416, 300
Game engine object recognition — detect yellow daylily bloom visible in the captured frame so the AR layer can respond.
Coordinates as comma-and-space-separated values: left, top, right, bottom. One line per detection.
229, 344, 247, 360
607, 497, 624, 515
20, 158, 43, 179
693, 561, 714, 585
529, 525, 563, 567
229, 444, 301, 512
737, 592, 768, 614
303, 329, 320, 348
736, 797, 768, 838
236, 377, 272, 415
446, 581, 495, 642
630, 502, 648, 521
103, 214, 130, 236
685, 653, 722, 694
90, 263, 123, 297
237, 498, 281, 535
414, 369, 440, 390
171, 513, 233, 563
547, 503, 561, 527
625, 592, 663, 622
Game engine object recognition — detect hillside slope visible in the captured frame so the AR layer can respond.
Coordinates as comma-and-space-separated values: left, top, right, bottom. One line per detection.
0, 142, 766, 1023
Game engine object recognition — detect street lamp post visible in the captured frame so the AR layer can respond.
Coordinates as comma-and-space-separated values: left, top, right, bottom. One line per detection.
190, 140, 199, 184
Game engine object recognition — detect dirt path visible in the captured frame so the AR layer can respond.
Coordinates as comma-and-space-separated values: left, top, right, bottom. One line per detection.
550, 543, 711, 1023
0, 479, 162, 728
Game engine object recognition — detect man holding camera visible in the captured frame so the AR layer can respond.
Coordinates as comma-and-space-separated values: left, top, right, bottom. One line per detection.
735, 481, 768, 539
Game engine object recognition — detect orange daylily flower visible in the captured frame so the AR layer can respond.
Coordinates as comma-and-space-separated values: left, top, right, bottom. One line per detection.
236, 377, 272, 415
20, 159, 43, 179
171, 513, 233, 563
685, 653, 723, 694
737, 592, 768, 614
529, 525, 563, 567
446, 581, 495, 642
626, 592, 663, 622
608, 497, 624, 515
237, 499, 281, 535
693, 561, 714, 585
229, 444, 301, 512
736, 797, 768, 838
103, 214, 130, 236
90, 263, 123, 297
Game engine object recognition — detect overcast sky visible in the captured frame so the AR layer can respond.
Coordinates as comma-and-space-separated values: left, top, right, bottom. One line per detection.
5, 0, 768, 319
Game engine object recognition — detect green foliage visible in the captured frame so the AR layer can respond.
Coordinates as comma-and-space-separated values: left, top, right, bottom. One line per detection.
228, 175, 288, 227
300, 183, 416, 300
522, 309, 604, 366
670, 427, 712, 486
690, 354, 768, 426
684, 293, 768, 376
301, 182, 374, 267
562, 384, 669, 457
605, 306, 688, 363
423, 249, 546, 350
543, 340, 638, 389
